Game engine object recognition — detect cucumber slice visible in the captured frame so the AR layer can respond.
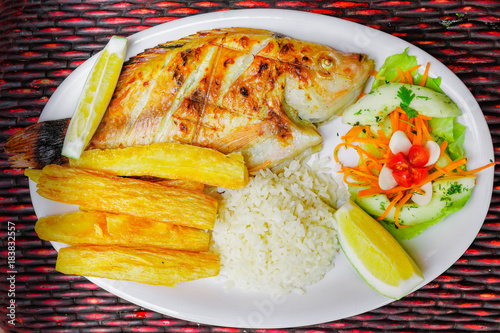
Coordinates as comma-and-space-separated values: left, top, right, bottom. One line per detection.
342, 83, 461, 126
351, 176, 475, 226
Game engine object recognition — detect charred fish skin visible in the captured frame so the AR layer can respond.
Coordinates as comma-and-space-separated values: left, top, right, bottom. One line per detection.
5, 28, 374, 171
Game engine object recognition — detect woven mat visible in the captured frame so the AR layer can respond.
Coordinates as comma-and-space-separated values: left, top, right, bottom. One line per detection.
0, 1, 499, 332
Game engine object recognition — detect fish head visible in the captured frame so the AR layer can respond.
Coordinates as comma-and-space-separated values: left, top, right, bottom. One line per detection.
281, 41, 374, 125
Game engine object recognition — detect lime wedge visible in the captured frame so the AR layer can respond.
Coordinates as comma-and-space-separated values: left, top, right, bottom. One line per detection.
333, 199, 424, 299
62, 35, 128, 159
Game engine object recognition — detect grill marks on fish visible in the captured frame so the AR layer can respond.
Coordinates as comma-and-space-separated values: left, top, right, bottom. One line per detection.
212, 37, 273, 106
92, 31, 298, 156
153, 45, 218, 143
125, 53, 175, 135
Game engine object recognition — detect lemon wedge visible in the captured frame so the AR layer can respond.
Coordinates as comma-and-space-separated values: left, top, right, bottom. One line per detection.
62, 35, 128, 159
333, 199, 424, 299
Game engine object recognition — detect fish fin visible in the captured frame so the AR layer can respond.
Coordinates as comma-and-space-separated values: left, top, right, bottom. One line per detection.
4, 119, 70, 168
242, 122, 323, 172
205, 122, 272, 153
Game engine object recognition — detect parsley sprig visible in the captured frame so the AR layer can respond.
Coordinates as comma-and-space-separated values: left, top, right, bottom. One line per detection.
397, 86, 418, 119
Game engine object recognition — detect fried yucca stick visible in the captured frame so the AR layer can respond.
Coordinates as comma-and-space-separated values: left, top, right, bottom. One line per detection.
25, 168, 42, 183
70, 142, 249, 189
28, 170, 206, 192
36, 165, 217, 229
35, 211, 210, 251
153, 178, 205, 192
56, 245, 220, 286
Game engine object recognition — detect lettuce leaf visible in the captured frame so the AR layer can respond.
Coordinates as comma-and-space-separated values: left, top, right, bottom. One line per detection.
372, 48, 444, 93
415, 73, 444, 94
429, 117, 466, 161
372, 48, 418, 89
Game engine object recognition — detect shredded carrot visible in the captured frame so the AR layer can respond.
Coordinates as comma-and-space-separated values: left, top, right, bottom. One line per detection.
344, 168, 379, 181
420, 158, 468, 184
377, 129, 387, 140
405, 71, 413, 85
435, 174, 477, 181
420, 62, 430, 87
412, 118, 423, 146
420, 118, 433, 141
443, 158, 468, 172
458, 161, 496, 176
377, 192, 404, 221
384, 186, 411, 195
394, 68, 406, 83
358, 187, 384, 197
344, 126, 365, 144
439, 141, 449, 156
394, 192, 413, 228
399, 112, 409, 133
417, 113, 432, 120
391, 108, 400, 134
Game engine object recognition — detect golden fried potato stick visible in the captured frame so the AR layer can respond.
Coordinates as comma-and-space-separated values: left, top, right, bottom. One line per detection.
36, 165, 217, 229
35, 211, 210, 252
70, 142, 249, 189
56, 245, 220, 286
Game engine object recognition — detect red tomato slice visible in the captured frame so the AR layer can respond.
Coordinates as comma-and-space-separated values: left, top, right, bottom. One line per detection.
408, 145, 429, 168
393, 169, 413, 188
411, 167, 428, 185
388, 152, 410, 172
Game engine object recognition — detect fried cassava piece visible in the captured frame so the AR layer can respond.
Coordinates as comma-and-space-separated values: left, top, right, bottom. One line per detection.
34, 165, 217, 229
6, 28, 373, 171
26, 168, 206, 192
56, 245, 220, 286
35, 211, 210, 252
70, 142, 248, 189
140, 177, 205, 192
25, 168, 42, 183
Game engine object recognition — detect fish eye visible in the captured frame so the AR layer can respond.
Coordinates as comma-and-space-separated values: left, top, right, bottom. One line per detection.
321, 58, 334, 69
318, 55, 336, 74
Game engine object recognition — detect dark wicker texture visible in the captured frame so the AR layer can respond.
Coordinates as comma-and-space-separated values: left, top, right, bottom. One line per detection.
0, 1, 499, 332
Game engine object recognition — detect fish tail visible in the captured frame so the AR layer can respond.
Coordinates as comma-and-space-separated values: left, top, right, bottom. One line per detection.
4, 118, 70, 168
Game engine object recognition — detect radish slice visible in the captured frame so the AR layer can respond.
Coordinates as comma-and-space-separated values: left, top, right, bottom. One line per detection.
412, 182, 433, 206
425, 140, 440, 166
389, 130, 412, 155
379, 164, 398, 191
336, 145, 360, 167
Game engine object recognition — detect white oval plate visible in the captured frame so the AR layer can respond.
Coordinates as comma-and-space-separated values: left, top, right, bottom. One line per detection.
30, 9, 494, 329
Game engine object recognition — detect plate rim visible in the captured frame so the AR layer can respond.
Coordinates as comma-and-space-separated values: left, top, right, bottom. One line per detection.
31, 8, 495, 328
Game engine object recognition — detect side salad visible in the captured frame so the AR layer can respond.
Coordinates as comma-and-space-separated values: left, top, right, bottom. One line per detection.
335, 49, 494, 241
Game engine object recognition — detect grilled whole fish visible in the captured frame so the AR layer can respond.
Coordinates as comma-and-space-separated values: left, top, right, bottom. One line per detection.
6, 28, 374, 171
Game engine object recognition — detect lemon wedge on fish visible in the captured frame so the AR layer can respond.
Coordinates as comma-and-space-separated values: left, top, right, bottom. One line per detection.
62, 35, 127, 160
333, 199, 424, 299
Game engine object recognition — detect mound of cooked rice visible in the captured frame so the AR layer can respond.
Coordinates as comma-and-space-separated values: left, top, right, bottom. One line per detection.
211, 156, 348, 295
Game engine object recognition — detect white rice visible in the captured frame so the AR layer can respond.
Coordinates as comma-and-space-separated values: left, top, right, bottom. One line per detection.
211, 155, 348, 295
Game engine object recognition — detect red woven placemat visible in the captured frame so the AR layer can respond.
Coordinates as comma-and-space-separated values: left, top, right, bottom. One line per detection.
1, 1, 499, 332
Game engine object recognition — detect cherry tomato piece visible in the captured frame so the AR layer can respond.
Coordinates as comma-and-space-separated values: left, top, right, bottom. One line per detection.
411, 167, 428, 185
388, 152, 410, 172
408, 145, 429, 168
392, 169, 413, 188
